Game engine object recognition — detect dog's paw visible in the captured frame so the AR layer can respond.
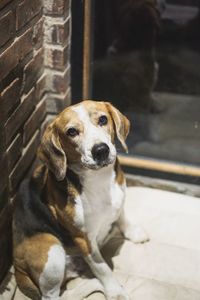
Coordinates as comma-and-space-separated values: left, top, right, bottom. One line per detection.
126, 226, 149, 244
107, 291, 130, 300
108, 296, 129, 300
105, 285, 130, 300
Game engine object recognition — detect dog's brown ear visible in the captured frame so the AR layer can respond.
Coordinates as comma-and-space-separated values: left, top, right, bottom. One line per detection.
106, 102, 130, 153
38, 123, 67, 181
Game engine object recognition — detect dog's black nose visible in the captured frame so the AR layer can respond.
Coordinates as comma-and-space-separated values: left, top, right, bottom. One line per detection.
92, 143, 110, 163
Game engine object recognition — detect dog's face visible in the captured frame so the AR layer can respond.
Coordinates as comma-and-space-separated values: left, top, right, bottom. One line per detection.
39, 101, 130, 180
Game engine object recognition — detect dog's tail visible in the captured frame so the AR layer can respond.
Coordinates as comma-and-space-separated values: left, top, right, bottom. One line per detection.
61, 278, 105, 300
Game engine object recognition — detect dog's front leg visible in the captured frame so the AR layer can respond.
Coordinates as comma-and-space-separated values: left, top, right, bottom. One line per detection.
84, 240, 129, 300
117, 209, 149, 244
74, 235, 129, 299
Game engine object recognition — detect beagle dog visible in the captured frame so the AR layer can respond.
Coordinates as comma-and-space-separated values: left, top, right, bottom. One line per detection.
13, 100, 148, 300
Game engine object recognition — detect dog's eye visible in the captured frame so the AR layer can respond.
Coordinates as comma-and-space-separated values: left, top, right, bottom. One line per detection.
67, 127, 79, 137
98, 115, 108, 126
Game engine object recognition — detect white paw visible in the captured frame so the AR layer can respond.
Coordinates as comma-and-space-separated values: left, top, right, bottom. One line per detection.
107, 291, 130, 300
107, 295, 130, 300
126, 226, 149, 244
105, 285, 130, 300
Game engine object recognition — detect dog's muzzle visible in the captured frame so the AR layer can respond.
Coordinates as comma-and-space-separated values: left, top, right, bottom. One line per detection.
91, 143, 110, 165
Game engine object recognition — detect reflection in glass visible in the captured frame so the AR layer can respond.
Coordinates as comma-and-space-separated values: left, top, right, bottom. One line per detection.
92, 0, 200, 165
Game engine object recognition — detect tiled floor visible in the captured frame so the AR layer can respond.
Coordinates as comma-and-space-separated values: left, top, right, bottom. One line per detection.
1, 186, 200, 300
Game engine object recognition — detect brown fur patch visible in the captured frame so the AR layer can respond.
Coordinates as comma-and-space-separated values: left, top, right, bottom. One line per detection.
32, 163, 48, 191
114, 157, 125, 185
74, 236, 91, 256
15, 270, 40, 300
47, 108, 83, 167
106, 102, 130, 152
37, 123, 67, 181
14, 233, 61, 288
46, 173, 92, 256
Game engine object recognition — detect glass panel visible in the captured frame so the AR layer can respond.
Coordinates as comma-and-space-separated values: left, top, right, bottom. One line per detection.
91, 0, 200, 166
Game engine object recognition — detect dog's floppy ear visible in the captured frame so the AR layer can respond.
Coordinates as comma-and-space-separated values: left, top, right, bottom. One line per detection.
106, 102, 130, 153
38, 123, 67, 181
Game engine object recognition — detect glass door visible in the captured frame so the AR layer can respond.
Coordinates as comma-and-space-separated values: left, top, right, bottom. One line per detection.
74, 0, 200, 183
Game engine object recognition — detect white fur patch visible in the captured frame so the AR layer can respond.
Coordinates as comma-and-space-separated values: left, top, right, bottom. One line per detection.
72, 105, 116, 168
39, 244, 66, 299
124, 225, 149, 244
85, 254, 129, 300
75, 164, 125, 246
74, 195, 85, 230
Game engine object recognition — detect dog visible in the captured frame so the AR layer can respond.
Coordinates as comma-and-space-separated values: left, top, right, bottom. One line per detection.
93, 0, 161, 113
13, 100, 148, 300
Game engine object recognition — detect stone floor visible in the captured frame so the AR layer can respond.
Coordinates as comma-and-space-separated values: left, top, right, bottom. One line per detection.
1, 186, 200, 300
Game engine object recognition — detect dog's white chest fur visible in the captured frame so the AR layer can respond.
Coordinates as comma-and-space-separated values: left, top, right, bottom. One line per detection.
75, 164, 125, 246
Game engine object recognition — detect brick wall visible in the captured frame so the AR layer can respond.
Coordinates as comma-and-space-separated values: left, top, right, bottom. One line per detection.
0, 0, 71, 284
43, 0, 71, 114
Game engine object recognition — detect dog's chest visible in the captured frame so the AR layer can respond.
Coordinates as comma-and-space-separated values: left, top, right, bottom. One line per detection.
76, 167, 125, 245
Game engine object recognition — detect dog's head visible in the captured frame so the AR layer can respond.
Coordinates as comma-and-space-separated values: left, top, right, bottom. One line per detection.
38, 100, 130, 180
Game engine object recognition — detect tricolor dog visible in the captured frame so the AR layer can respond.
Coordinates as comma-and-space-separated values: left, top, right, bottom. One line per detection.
13, 100, 148, 300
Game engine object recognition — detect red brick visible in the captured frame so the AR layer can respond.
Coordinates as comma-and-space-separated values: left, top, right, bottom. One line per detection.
44, 0, 70, 17
46, 88, 71, 113
16, 0, 42, 30
49, 66, 70, 94
35, 74, 46, 103
18, 28, 33, 61
9, 130, 40, 191
0, 188, 9, 213
32, 18, 44, 50
0, 126, 6, 156
5, 88, 35, 146
0, 28, 33, 81
0, 154, 8, 194
45, 44, 69, 71
1, 78, 21, 120
0, 102, 4, 126
56, 18, 70, 44
0, 0, 12, 9
0, 41, 18, 81
0, 10, 15, 48
7, 134, 23, 172
23, 99, 46, 145
0, 203, 12, 284
23, 48, 44, 94
45, 18, 70, 45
